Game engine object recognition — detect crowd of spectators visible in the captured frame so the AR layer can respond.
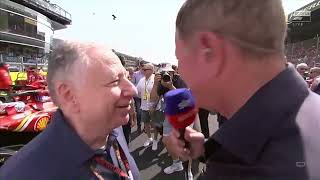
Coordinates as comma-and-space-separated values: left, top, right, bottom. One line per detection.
286, 42, 320, 67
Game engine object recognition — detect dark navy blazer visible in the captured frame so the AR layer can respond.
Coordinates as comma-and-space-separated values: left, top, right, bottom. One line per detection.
201, 64, 320, 180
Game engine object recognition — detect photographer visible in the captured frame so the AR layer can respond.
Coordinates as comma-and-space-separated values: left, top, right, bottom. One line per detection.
150, 64, 187, 174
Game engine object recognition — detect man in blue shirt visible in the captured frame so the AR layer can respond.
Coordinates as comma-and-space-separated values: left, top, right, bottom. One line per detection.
0, 41, 140, 180
133, 61, 145, 132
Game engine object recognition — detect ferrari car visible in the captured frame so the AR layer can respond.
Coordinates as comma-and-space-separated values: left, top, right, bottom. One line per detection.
0, 101, 56, 133
0, 91, 57, 166
0, 63, 48, 103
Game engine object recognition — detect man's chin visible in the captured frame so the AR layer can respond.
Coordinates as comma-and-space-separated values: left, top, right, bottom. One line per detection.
117, 115, 130, 126
110, 115, 130, 130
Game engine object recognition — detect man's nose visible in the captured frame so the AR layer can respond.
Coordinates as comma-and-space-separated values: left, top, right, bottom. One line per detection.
122, 78, 137, 97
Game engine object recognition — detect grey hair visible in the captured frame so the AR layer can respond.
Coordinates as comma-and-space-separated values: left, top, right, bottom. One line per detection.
144, 63, 154, 71
47, 40, 90, 106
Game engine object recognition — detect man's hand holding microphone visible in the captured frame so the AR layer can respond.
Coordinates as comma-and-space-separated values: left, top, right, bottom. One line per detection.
171, 126, 205, 161
164, 88, 206, 161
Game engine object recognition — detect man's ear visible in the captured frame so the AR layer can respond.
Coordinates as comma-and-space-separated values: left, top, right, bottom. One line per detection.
197, 31, 226, 78
202, 48, 213, 60
55, 81, 80, 113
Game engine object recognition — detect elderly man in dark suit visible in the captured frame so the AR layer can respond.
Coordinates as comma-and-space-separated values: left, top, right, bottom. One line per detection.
0, 41, 140, 180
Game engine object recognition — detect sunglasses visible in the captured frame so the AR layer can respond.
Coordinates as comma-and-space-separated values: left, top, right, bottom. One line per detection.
142, 69, 152, 71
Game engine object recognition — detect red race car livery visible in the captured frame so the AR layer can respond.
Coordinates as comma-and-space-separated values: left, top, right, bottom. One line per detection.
0, 101, 57, 132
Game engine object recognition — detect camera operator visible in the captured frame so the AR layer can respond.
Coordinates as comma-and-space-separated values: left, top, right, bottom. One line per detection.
150, 64, 187, 174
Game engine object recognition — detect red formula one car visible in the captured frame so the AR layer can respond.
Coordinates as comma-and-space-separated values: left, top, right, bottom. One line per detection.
0, 68, 57, 166
0, 100, 57, 132
0, 64, 55, 133
0, 93, 57, 166
0, 89, 57, 135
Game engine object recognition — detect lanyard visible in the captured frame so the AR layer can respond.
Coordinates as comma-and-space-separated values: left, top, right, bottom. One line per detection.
144, 77, 152, 95
92, 141, 132, 180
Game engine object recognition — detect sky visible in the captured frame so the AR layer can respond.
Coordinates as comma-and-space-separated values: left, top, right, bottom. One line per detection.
52, 0, 315, 64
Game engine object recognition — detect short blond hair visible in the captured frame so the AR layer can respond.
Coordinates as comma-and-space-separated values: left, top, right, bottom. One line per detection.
176, 0, 287, 56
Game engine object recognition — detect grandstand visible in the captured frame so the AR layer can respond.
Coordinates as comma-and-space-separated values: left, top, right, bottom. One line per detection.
0, 0, 71, 71
286, 0, 320, 67
112, 49, 148, 68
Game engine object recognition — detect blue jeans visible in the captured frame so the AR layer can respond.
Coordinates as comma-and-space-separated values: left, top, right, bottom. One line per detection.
162, 119, 173, 136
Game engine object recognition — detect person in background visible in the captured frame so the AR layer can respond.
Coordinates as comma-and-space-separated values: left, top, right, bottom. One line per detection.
309, 67, 320, 80
133, 61, 145, 132
38, 67, 46, 79
127, 67, 135, 84
198, 108, 210, 138
136, 63, 162, 150
0, 41, 140, 180
296, 63, 310, 80
172, 64, 179, 74
310, 67, 320, 95
216, 113, 227, 128
27, 67, 44, 84
148, 96, 165, 151
169, 0, 320, 179
0, 63, 13, 90
150, 64, 188, 174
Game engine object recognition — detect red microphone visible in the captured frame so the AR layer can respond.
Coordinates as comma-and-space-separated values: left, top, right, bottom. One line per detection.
164, 88, 197, 180
164, 88, 197, 140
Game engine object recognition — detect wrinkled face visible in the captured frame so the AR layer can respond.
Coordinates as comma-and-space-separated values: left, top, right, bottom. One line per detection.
297, 66, 308, 76
76, 54, 137, 131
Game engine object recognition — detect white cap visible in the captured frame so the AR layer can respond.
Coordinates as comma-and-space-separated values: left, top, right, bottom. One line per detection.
158, 63, 174, 72
296, 63, 309, 69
